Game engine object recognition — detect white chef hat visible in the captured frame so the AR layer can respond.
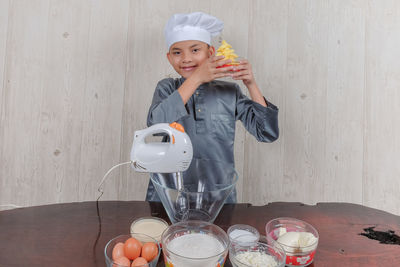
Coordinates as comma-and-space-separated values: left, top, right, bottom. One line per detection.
164, 12, 223, 50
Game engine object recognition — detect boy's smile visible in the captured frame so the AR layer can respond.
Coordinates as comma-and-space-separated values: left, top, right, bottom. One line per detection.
167, 40, 214, 78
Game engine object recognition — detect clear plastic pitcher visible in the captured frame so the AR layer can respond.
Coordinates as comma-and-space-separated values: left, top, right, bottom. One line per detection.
150, 158, 238, 223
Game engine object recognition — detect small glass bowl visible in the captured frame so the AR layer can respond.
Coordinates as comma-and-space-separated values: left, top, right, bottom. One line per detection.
161, 220, 229, 267
227, 224, 260, 246
130, 216, 169, 243
229, 236, 286, 267
104, 233, 161, 267
266, 217, 319, 267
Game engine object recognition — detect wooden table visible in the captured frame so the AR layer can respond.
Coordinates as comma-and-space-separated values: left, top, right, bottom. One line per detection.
1, 201, 399, 266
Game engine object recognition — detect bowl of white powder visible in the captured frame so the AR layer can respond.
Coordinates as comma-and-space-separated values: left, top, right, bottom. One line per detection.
265, 217, 319, 267
161, 220, 229, 267
228, 224, 260, 247
229, 237, 286, 267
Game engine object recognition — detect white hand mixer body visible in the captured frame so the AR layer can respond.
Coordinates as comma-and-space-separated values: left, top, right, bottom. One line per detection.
130, 122, 193, 173
97, 122, 193, 196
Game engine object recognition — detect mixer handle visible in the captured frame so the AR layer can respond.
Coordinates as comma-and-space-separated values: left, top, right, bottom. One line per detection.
133, 122, 185, 146
133, 123, 173, 145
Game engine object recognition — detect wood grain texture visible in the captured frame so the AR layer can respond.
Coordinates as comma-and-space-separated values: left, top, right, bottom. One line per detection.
363, 0, 400, 214
0, 1, 400, 215
284, 0, 330, 204
78, 0, 129, 202
323, 0, 365, 203
244, 0, 288, 204
0, 0, 9, 211
0, 0, 50, 207
34, 0, 91, 204
0, 0, 8, 103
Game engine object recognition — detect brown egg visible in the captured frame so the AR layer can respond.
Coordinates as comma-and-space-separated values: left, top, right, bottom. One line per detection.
131, 257, 148, 266
141, 242, 158, 262
124, 237, 142, 260
113, 256, 131, 267
112, 242, 125, 260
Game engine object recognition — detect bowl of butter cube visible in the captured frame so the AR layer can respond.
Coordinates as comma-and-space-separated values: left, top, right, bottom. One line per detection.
266, 217, 319, 267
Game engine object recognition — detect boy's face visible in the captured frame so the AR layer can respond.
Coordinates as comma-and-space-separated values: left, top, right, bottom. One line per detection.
167, 40, 215, 78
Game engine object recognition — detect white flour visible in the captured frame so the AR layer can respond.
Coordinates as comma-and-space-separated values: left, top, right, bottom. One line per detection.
166, 233, 226, 267
234, 251, 278, 267
229, 229, 258, 245
168, 233, 224, 258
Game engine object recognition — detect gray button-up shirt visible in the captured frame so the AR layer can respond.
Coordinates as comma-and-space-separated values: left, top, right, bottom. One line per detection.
145, 77, 279, 202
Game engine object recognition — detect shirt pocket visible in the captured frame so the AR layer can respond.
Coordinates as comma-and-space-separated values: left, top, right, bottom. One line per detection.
211, 113, 235, 142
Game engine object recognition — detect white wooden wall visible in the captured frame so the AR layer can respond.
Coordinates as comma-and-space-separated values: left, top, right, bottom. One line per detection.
1, 0, 399, 215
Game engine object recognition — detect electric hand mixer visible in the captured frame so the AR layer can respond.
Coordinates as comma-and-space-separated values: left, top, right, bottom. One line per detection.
97, 122, 193, 197
130, 122, 193, 173
95, 123, 192, 258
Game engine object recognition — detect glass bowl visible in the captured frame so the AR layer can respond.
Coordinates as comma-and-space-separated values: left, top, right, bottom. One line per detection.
229, 236, 286, 267
161, 220, 229, 267
151, 158, 238, 223
227, 224, 260, 246
130, 217, 169, 243
104, 233, 160, 267
265, 218, 319, 267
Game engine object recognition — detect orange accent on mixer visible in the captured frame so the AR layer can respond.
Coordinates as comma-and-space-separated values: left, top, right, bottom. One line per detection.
169, 122, 185, 133
172, 135, 175, 144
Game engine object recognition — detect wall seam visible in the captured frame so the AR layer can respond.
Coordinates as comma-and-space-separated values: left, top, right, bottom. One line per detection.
0, 0, 11, 206
119, 0, 131, 201
243, 0, 253, 204
361, 0, 368, 208
78, 0, 93, 201
0, 0, 11, 143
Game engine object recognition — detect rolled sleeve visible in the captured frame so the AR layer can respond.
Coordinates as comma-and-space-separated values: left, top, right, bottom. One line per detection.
252, 97, 279, 118
147, 80, 189, 126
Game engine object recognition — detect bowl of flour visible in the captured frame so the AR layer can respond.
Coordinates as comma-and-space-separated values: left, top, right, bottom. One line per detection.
161, 220, 229, 267
229, 238, 286, 267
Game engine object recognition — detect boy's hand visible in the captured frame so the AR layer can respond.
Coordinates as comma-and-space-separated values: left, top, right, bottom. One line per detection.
231, 59, 256, 86
232, 59, 267, 107
191, 55, 234, 84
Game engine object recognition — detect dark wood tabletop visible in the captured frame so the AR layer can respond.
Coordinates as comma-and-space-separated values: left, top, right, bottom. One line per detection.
1, 201, 400, 266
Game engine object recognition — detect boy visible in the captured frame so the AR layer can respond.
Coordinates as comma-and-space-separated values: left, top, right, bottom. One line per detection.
146, 12, 279, 202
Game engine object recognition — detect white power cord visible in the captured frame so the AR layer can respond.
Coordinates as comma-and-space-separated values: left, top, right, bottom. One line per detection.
97, 161, 132, 201
1, 162, 132, 212
94, 161, 132, 255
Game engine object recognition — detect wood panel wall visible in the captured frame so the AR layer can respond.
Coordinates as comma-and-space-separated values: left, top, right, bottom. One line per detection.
1, 0, 399, 215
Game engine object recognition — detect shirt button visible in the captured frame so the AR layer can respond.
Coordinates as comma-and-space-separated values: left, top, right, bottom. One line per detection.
195, 92, 199, 95
197, 109, 201, 112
